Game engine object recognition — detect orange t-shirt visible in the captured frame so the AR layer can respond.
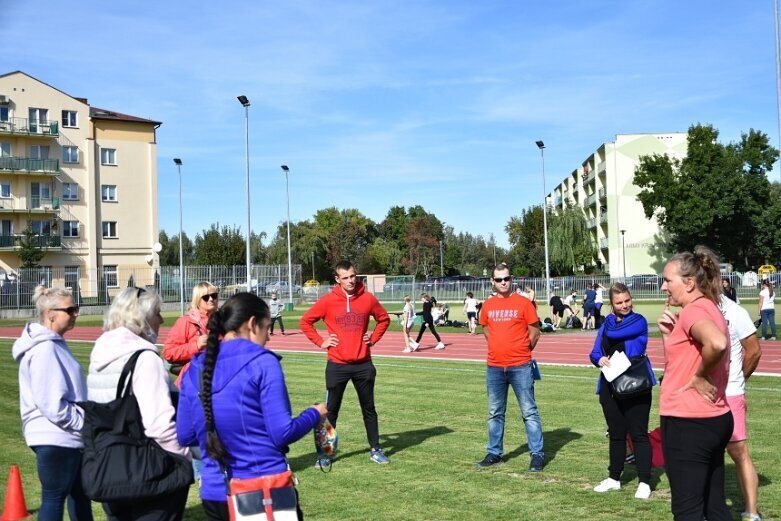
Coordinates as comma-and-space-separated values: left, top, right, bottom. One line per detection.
479, 293, 540, 367
660, 298, 730, 418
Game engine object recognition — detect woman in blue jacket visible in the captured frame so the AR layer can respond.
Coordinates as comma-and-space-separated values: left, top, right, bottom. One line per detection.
588, 283, 656, 500
177, 292, 327, 521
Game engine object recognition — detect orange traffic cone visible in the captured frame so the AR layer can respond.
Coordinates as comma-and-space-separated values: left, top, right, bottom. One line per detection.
1, 465, 31, 521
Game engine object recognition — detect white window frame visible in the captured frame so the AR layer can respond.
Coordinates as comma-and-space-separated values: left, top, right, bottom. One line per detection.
62, 146, 79, 164
102, 221, 117, 239
63, 220, 79, 238
103, 265, 119, 288
101, 184, 117, 202
100, 148, 116, 165
61, 110, 78, 128
62, 183, 78, 201
0, 183, 11, 199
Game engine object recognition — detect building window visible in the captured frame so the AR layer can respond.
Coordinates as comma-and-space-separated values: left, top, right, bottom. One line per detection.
102, 221, 117, 238
101, 184, 117, 202
0, 106, 8, 123
0, 142, 10, 157
0, 183, 10, 198
61, 110, 78, 128
62, 146, 79, 164
30, 220, 51, 235
0, 220, 12, 235
62, 183, 78, 200
63, 220, 79, 237
30, 145, 50, 159
28, 108, 48, 133
100, 148, 116, 165
103, 265, 118, 288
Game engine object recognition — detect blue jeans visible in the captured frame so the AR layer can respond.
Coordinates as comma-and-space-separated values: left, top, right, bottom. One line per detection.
32, 445, 93, 521
486, 363, 544, 458
761, 308, 776, 338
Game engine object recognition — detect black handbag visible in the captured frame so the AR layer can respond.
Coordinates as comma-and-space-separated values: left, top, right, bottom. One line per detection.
78, 349, 193, 502
610, 355, 653, 399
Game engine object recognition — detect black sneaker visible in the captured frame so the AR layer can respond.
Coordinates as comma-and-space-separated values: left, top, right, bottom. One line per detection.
529, 454, 544, 472
475, 453, 503, 468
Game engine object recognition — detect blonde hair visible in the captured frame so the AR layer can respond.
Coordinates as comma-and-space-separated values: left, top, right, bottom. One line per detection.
104, 287, 162, 340
33, 286, 73, 323
404, 295, 411, 303
191, 281, 218, 310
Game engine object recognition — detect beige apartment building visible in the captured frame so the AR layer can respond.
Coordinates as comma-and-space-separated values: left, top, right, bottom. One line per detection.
0, 71, 159, 296
548, 132, 688, 277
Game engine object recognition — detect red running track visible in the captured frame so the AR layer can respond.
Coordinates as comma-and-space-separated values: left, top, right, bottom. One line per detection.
2, 327, 780, 376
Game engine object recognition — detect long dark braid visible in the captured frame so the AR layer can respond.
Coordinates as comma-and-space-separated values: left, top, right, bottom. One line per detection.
201, 292, 270, 462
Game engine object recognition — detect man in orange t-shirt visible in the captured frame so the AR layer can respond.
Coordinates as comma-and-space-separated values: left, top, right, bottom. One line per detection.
476, 263, 544, 472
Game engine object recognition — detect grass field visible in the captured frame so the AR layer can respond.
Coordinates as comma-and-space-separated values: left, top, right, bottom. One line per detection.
1, 340, 779, 520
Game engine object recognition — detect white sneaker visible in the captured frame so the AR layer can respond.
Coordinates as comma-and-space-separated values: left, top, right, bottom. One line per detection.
402, 347, 412, 353
593, 478, 621, 493
409, 341, 419, 351
634, 482, 651, 499
435, 342, 446, 350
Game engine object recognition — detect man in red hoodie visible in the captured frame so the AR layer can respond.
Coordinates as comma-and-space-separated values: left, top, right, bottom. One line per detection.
301, 260, 391, 466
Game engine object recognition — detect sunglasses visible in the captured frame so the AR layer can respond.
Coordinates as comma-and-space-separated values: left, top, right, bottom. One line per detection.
493, 276, 512, 283
52, 305, 80, 315
201, 292, 219, 302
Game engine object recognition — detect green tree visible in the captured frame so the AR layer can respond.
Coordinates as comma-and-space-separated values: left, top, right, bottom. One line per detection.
634, 124, 779, 267
505, 206, 546, 276
158, 230, 194, 266
548, 205, 596, 274
754, 181, 781, 264
194, 224, 246, 265
18, 226, 44, 268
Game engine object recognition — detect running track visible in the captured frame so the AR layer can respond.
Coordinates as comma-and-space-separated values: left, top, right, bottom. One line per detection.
2, 326, 780, 376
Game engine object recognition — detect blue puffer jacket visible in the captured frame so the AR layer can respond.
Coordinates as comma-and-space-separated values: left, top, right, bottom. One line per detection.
177, 338, 321, 502
588, 312, 657, 394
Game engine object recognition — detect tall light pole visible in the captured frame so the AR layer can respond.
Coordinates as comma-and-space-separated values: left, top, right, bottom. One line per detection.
237, 95, 252, 293
536, 140, 552, 299
281, 165, 293, 304
173, 158, 184, 315
439, 240, 444, 276
775, 0, 781, 182
620, 229, 627, 279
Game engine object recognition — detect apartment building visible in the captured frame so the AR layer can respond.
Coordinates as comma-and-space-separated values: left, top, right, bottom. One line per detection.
0, 71, 160, 296
548, 132, 688, 276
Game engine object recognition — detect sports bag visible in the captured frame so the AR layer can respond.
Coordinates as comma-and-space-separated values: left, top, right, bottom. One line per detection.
78, 349, 193, 502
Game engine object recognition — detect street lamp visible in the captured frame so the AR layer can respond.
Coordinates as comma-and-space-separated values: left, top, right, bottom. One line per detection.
237, 95, 252, 293
536, 140, 552, 299
620, 229, 627, 280
281, 165, 293, 304
173, 158, 184, 315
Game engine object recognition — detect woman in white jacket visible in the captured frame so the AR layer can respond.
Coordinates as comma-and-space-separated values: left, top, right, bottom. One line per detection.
87, 287, 191, 521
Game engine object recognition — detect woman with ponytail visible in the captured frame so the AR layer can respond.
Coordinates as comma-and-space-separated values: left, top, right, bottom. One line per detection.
657, 245, 732, 521
177, 292, 327, 521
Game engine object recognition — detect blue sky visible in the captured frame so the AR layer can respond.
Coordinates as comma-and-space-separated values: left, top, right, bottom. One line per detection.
3, 1, 779, 248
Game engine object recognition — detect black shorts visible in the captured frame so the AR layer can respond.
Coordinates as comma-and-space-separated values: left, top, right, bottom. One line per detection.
467, 311, 476, 319
553, 307, 565, 318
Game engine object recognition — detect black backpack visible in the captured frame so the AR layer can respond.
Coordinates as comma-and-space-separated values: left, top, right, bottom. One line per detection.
78, 350, 193, 502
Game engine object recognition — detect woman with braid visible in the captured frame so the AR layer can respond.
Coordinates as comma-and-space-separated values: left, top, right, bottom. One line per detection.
177, 292, 327, 521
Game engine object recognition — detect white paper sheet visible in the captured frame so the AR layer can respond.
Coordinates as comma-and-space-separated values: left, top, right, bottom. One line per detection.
601, 350, 631, 383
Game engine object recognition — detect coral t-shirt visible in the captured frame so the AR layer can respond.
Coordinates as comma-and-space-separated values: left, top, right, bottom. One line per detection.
660, 298, 730, 418
480, 293, 540, 367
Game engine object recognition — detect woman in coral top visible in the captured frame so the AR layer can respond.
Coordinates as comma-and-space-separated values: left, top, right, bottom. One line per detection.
163, 282, 219, 387
657, 246, 732, 521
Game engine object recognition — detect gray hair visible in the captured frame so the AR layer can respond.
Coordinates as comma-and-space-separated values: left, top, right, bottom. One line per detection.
104, 287, 162, 340
33, 286, 73, 323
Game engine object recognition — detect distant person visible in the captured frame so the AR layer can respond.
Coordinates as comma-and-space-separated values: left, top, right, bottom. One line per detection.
594, 283, 605, 327
548, 291, 567, 329
268, 291, 286, 335
722, 278, 738, 303
464, 292, 480, 335
410, 293, 446, 350
583, 283, 597, 330
401, 295, 417, 352
658, 246, 732, 521
589, 283, 655, 500
300, 260, 392, 466
720, 295, 763, 521
525, 285, 537, 309
758, 279, 775, 341
476, 263, 544, 472
563, 289, 579, 317
12, 286, 93, 521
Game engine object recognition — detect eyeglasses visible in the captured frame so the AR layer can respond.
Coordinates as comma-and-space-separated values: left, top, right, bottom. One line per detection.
201, 293, 219, 302
493, 276, 512, 283
52, 306, 80, 316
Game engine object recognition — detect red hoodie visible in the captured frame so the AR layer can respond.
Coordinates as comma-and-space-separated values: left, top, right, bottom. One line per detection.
300, 282, 390, 364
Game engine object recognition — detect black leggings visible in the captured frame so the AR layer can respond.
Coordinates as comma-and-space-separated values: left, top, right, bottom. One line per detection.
270, 316, 285, 334
661, 412, 733, 521
599, 381, 652, 484
325, 360, 381, 449
415, 319, 441, 343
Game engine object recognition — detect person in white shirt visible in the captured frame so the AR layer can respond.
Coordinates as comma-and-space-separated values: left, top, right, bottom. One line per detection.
463, 292, 480, 335
720, 295, 763, 521
758, 280, 776, 340
401, 295, 417, 352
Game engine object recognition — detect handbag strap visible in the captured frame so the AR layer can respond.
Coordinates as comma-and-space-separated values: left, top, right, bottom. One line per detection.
115, 349, 154, 400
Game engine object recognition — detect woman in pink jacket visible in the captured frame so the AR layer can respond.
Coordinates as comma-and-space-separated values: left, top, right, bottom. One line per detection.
163, 282, 219, 388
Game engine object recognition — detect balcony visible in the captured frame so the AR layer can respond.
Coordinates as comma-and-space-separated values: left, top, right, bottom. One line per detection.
0, 118, 59, 138
600, 212, 609, 224
587, 218, 597, 229
585, 193, 597, 206
600, 237, 609, 249
0, 234, 61, 250
597, 160, 607, 175
0, 157, 60, 175
0, 197, 60, 214
598, 187, 607, 200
